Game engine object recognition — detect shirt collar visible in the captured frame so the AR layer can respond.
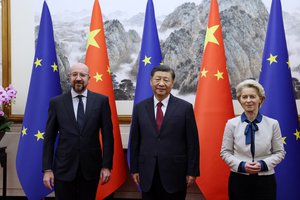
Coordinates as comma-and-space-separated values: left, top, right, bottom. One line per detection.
71, 89, 88, 98
241, 112, 263, 123
153, 94, 170, 107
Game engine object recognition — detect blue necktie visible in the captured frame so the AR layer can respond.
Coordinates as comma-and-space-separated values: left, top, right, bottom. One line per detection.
77, 95, 85, 129
244, 119, 259, 162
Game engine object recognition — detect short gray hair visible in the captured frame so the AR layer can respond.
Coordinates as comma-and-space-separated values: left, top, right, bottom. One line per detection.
236, 79, 266, 106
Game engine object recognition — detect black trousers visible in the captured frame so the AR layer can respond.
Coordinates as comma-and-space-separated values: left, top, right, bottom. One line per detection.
229, 172, 276, 200
54, 167, 99, 200
142, 163, 186, 200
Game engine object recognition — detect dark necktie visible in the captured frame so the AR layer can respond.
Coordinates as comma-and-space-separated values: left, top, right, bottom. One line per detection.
156, 102, 164, 131
77, 95, 85, 129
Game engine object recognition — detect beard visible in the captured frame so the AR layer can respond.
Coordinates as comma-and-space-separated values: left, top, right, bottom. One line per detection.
72, 80, 87, 93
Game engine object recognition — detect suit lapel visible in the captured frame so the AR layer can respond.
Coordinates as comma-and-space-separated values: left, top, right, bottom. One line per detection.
63, 92, 78, 129
145, 97, 158, 135
83, 90, 93, 130
160, 94, 177, 132
146, 95, 178, 134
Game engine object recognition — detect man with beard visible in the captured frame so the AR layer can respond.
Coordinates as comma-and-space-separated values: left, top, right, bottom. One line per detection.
42, 63, 114, 200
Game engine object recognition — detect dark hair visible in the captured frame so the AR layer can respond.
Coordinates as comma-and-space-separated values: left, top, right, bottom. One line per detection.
150, 65, 175, 80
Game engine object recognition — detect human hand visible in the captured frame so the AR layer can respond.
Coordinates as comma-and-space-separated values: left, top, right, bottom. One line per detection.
132, 173, 140, 186
186, 176, 196, 187
43, 170, 54, 190
100, 168, 111, 185
245, 162, 261, 174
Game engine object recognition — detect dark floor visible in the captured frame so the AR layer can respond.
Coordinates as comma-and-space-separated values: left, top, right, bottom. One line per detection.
2, 193, 136, 200
3, 197, 135, 200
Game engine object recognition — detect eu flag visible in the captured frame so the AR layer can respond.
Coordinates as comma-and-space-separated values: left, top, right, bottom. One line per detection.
259, 0, 300, 199
133, 0, 162, 104
16, 2, 61, 199
127, 0, 162, 163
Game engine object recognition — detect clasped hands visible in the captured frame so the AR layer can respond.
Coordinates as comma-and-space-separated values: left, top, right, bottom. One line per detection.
245, 162, 261, 174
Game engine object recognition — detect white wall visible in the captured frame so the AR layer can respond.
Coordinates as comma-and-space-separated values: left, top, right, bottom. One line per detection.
10, 0, 34, 115
2, 0, 34, 195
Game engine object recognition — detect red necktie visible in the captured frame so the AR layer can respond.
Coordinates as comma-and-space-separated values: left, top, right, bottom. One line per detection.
156, 102, 164, 131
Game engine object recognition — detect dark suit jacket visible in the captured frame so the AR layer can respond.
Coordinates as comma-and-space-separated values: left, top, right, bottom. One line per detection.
130, 94, 200, 193
42, 90, 114, 181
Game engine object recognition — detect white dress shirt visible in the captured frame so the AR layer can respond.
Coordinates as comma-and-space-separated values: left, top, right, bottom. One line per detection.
71, 89, 88, 120
153, 95, 170, 118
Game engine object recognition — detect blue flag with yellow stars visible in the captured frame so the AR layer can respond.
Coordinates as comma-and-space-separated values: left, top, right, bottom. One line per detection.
133, 0, 162, 104
259, 0, 300, 199
127, 0, 162, 163
16, 2, 61, 199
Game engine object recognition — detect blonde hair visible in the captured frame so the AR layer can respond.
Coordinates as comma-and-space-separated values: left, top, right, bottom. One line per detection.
236, 79, 266, 106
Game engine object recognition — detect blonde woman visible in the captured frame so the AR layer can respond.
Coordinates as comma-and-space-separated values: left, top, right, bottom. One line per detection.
221, 79, 285, 200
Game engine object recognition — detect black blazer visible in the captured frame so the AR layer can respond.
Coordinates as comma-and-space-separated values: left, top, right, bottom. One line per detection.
42, 90, 114, 181
130, 94, 200, 193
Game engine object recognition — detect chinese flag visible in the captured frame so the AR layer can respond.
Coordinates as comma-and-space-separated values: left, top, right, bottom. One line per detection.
194, 0, 234, 199
85, 0, 127, 199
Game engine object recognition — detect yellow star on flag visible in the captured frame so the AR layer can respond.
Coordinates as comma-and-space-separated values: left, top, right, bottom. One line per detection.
142, 55, 151, 66
93, 72, 103, 82
267, 54, 278, 65
282, 136, 287, 145
294, 129, 300, 140
34, 58, 42, 68
201, 68, 208, 78
34, 130, 45, 141
286, 60, 291, 68
87, 29, 101, 49
204, 25, 219, 51
107, 66, 111, 74
21, 127, 27, 136
214, 70, 224, 80
51, 62, 58, 72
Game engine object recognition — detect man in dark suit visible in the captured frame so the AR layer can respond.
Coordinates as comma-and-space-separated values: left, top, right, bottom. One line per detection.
130, 65, 200, 200
42, 63, 114, 200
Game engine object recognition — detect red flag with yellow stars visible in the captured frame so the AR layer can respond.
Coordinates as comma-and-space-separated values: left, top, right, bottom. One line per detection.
85, 0, 127, 199
194, 0, 234, 199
